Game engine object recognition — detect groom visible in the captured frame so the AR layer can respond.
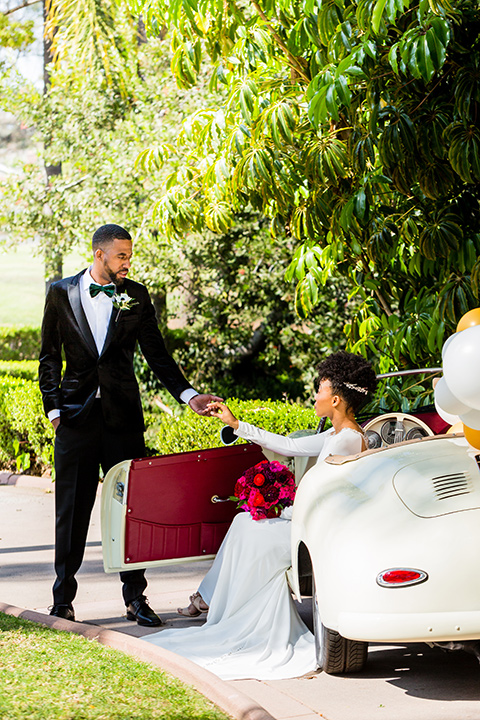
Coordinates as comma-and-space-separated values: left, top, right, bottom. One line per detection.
39, 223, 220, 625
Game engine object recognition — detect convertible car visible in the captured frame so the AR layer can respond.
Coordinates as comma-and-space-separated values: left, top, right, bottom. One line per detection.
290, 413, 480, 674
101, 403, 480, 675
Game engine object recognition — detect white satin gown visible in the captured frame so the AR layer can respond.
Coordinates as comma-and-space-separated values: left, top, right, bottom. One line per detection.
144, 423, 364, 680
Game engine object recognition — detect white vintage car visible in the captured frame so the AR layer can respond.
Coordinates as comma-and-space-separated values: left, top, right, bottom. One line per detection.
290, 412, 480, 674
101, 403, 480, 675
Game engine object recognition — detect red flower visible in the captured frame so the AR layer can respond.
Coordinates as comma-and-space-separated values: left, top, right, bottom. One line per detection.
252, 491, 265, 507
232, 461, 296, 520
234, 481, 244, 497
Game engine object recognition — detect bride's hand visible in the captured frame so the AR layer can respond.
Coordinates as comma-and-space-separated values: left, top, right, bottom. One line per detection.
207, 402, 239, 430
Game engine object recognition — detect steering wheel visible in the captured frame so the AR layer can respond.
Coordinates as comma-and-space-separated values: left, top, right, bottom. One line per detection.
362, 412, 434, 450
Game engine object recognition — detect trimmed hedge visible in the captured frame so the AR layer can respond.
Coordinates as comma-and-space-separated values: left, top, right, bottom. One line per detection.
154, 398, 319, 455
0, 326, 41, 361
0, 363, 319, 473
0, 376, 54, 475
0, 360, 38, 380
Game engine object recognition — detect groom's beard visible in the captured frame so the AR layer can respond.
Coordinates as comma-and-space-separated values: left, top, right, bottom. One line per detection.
111, 274, 126, 288
104, 262, 128, 287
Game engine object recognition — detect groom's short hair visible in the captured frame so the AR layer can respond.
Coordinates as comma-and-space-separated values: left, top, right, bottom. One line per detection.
92, 224, 132, 250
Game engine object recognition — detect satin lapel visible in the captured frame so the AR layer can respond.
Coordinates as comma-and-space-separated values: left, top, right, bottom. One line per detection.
67, 278, 98, 357
100, 307, 118, 358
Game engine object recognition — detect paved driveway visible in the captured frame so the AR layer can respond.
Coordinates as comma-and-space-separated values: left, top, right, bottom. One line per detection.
1, 482, 479, 720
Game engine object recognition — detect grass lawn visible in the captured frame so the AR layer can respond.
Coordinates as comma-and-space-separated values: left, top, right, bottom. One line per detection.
0, 613, 230, 720
0, 243, 88, 327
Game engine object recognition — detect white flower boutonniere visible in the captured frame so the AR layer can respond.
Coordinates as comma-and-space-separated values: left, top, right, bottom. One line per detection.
113, 292, 138, 321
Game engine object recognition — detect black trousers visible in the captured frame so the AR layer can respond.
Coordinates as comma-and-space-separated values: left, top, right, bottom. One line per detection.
53, 400, 147, 605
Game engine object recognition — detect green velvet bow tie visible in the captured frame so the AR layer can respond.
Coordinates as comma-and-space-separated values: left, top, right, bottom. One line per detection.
89, 283, 115, 298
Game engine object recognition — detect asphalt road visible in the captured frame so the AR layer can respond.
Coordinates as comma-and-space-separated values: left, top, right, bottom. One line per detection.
1, 480, 480, 720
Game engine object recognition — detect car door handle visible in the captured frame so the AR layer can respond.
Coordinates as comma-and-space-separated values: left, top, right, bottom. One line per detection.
211, 495, 232, 503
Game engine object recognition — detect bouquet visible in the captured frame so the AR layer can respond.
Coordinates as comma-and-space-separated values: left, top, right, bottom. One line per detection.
231, 459, 296, 521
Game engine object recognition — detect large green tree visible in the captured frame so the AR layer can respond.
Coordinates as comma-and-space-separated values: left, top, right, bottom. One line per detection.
128, 0, 480, 377
1, 12, 350, 400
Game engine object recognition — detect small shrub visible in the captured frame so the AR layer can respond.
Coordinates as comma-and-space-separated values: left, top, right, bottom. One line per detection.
0, 376, 53, 474
0, 377, 21, 465
0, 360, 38, 380
155, 398, 319, 455
0, 326, 41, 361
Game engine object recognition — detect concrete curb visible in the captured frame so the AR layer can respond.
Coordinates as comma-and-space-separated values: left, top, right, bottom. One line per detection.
0, 602, 275, 720
0, 471, 53, 489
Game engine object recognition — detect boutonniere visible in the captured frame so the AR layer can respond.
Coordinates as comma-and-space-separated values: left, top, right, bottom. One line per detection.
113, 292, 138, 321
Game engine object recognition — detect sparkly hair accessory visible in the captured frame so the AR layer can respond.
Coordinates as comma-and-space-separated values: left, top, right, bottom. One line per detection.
343, 381, 369, 395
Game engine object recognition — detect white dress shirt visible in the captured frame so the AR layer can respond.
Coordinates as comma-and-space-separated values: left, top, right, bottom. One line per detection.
80, 268, 114, 354
48, 269, 197, 421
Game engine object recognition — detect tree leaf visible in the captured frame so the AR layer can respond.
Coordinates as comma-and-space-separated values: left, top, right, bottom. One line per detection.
372, 0, 388, 34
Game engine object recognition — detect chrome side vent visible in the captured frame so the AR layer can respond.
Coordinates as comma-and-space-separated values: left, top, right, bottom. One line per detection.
432, 472, 473, 500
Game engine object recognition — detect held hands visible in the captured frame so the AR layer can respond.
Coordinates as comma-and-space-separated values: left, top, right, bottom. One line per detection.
188, 395, 239, 430
188, 393, 224, 416
206, 401, 239, 430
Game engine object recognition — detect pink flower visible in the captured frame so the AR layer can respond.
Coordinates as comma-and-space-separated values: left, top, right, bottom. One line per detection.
232, 460, 296, 521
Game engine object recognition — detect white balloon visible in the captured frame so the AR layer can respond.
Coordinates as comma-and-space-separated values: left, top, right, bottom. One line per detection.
434, 377, 470, 416
434, 398, 459, 426
442, 332, 458, 360
443, 325, 480, 411
459, 408, 480, 431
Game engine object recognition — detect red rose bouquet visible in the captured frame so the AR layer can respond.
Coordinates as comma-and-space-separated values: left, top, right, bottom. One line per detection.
231, 459, 296, 521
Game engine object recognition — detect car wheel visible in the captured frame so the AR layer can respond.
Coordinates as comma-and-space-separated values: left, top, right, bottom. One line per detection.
313, 574, 368, 674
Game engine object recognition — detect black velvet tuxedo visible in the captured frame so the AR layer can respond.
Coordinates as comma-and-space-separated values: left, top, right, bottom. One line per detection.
39, 270, 192, 431
39, 269, 193, 605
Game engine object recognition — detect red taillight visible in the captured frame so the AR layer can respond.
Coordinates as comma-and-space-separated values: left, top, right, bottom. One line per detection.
377, 568, 428, 588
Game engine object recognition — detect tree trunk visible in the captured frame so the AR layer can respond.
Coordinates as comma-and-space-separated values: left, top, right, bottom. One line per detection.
43, 0, 62, 294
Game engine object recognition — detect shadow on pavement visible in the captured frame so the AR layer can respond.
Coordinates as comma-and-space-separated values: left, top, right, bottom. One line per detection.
356, 642, 480, 701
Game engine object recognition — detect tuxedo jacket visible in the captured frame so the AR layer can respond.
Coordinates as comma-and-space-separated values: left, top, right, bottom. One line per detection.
39, 270, 193, 432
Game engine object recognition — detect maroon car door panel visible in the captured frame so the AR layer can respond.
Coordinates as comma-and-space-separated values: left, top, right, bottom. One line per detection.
123, 443, 266, 565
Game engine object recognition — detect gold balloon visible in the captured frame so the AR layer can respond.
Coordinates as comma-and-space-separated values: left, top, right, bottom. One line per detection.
457, 308, 480, 332
447, 421, 463, 434
463, 424, 480, 450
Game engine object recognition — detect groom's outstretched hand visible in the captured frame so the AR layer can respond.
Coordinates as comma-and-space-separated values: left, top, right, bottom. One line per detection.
188, 393, 224, 416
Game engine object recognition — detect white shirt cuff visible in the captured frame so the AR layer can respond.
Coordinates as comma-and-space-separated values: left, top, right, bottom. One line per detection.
48, 409, 61, 421
180, 388, 198, 405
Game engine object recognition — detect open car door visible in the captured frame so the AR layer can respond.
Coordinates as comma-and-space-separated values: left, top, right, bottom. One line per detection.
101, 443, 266, 572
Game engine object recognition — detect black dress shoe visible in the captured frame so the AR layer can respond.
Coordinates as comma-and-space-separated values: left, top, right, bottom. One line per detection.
126, 596, 163, 627
49, 604, 75, 621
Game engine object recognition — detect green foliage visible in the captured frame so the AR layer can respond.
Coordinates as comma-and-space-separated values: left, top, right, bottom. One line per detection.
0, 613, 230, 720
44, 1, 140, 100
131, 0, 480, 375
0, 10, 37, 107
0, 360, 38, 380
155, 398, 319, 455
1, 36, 205, 259
0, 326, 41, 361
362, 372, 440, 415
0, 377, 54, 474
1, 16, 354, 403
0, 14, 35, 52
135, 212, 353, 401
0, 377, 19, 465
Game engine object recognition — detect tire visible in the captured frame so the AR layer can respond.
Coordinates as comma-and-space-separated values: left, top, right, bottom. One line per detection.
313, 574, 368, 674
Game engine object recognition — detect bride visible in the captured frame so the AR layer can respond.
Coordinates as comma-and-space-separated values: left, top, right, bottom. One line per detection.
144, 351, 377, 680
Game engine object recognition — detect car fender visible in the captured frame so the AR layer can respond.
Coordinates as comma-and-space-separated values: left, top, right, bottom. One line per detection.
291, 434, 480, 642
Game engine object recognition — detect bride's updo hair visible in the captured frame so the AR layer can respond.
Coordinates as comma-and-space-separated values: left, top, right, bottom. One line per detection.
316, 351, 377, 413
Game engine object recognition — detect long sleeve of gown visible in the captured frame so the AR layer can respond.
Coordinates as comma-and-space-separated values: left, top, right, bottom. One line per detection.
235, 421, 331, 457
